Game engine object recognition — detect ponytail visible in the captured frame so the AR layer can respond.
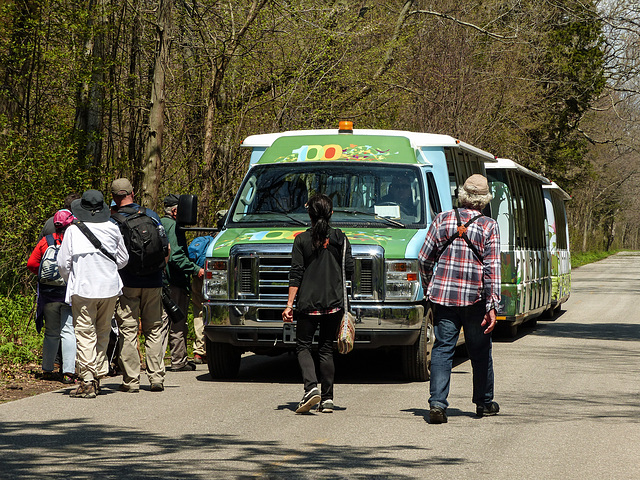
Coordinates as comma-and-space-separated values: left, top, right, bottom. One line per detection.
307, 194, 333, 251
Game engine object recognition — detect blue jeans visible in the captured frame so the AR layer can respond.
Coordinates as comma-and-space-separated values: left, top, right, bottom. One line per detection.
429, 302, 494, 410
42, 302, 76, 374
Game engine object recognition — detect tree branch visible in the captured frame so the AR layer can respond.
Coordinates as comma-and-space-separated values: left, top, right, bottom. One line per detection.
409, 9, 517, 40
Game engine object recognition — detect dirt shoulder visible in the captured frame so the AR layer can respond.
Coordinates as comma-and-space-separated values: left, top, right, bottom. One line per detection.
0, 361, 65, 404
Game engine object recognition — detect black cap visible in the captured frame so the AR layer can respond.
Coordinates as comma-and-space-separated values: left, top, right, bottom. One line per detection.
164, 194, 180, 207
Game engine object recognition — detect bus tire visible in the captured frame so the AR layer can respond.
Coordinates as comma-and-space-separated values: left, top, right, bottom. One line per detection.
401, 308, 434, 382
206, 338, 241, 379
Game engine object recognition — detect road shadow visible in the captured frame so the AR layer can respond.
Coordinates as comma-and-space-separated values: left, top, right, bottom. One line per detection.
198, 349, 469, 386
0, 419, 469, 479
530, 321, 640, 342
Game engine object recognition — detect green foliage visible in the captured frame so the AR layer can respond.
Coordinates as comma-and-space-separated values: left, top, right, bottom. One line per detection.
571, 250, 619, 269
0, 293, 40, 364
0, 120, 91, 294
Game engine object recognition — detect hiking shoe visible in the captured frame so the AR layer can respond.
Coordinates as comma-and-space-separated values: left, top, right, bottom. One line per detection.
476, 401, 500, 417
70, 381, 97, 399
318, 399, 334, 413
193, 354, 206, 364
295, 387, 321, 413
61, 373, 76, 385
118, 383, 139, 393
150, 383, 164, 392
169, 361, 196, 372
429, 406, 448, 424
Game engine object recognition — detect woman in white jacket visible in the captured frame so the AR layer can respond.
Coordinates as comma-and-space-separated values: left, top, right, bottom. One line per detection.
58, 189, 128, 398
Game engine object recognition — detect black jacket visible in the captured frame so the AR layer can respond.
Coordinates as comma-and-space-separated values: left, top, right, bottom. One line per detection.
289, 227, 354, 313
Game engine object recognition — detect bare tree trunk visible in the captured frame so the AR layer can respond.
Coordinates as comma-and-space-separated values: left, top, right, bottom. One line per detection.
141, 0, 173, 208
582, 207, 590, 252
74, 0, 106, 173
128, 0, 143, 179
201, 0, 268, 208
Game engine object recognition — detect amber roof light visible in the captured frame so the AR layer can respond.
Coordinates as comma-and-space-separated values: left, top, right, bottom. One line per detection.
338, 120, 353, 133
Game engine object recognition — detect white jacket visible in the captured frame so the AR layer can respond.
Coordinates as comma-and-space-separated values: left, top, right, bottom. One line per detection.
58, 222, 129, 304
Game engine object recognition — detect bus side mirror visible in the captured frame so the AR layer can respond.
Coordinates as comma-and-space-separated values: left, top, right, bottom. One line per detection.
177, 194, 197, 225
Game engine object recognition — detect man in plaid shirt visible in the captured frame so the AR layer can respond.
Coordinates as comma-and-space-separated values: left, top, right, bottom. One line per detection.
418, 174, 501, 424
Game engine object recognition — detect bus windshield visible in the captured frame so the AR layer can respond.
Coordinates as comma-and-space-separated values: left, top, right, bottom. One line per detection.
229, 163, 425, 228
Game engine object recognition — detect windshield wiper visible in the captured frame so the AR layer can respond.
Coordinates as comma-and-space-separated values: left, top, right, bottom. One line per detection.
250, 210, 309, 226
333, 209, 405, 228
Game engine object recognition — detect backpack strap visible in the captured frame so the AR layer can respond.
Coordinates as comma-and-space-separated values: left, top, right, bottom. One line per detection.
45, 234, 58, 247
435, 208, 484, 264
74, 220, 117, 263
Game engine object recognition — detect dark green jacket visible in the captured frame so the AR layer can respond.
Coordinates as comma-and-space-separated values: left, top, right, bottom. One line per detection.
160, 215, 201, 289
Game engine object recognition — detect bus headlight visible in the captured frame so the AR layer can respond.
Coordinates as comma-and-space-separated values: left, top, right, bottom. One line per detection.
204, 259, 228, 299
385, 260, 420, 300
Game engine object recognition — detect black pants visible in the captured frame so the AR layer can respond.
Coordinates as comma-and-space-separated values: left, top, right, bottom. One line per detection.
295, 311, 342, 401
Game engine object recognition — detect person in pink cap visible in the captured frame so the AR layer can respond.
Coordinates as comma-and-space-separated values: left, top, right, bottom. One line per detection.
28, 209, 78, 384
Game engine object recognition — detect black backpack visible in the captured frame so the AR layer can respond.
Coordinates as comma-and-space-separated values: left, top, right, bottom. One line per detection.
112, 207, 166, 276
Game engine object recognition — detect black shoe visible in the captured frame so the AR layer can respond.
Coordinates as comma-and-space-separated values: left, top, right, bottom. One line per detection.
39, 371, 59, 381
429, 406, 448, 424
318, 399, 334, 413
295, 387, 321, 413
170, 361, 196, 372
476, 401, 500, 417
150, 383, 164, 392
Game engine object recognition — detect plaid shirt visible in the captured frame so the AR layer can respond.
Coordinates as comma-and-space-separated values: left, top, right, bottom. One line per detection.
418, 208, 501, 312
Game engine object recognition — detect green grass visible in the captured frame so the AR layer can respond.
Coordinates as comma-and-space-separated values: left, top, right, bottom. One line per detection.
0, 291, 200, 369
0, 294, 41, 367
571, 250, 620, 269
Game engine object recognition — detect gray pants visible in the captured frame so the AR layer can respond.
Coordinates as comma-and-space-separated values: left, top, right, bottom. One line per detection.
161, 285, 190, 368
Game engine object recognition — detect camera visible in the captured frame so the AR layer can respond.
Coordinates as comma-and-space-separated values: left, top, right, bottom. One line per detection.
162, 285, 185, 323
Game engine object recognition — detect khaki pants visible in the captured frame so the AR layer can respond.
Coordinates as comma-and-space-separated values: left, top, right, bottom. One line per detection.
191, 276, 206, 356
71, 295, 118, 382
115, 287, 165, 387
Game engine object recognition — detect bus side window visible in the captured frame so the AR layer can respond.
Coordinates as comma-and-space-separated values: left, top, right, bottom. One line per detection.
426, 172, 442, 221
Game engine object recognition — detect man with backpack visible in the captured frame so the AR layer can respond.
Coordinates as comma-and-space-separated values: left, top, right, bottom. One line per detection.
187, 210, 225, 364
110, 178, 169, 393
418, 174, 501, 424
161, 194, 204, 371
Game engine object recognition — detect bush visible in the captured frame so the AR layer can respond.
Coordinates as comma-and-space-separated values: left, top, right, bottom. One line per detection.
0, 294, 41, 365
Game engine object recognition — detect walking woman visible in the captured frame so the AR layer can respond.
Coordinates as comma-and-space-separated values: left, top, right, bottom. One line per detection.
282, 194, 354, 413
27, 209, 77, 384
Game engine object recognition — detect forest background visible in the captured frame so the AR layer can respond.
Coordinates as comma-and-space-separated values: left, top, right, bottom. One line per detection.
1, 0, 639, 361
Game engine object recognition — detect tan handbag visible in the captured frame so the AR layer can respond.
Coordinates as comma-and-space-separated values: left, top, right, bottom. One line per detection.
337, 239, 355, 354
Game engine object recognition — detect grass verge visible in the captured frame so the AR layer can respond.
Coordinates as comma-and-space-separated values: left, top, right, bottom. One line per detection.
571, 250, 620, 269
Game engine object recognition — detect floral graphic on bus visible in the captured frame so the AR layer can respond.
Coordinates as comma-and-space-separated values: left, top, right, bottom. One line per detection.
273, 144, 393, 163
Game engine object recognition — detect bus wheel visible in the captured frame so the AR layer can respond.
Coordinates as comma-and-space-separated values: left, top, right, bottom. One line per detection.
542, 306, 556, 320
401, 308, 434, 382
206, 338, 241, 379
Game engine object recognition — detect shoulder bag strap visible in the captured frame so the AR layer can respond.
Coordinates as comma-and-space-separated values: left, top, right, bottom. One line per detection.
74, 220, 117, 263
342, 238, 348, 313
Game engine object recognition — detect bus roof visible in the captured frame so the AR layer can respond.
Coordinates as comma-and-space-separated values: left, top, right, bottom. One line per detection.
242, 128, 496, 161
543, 181, 571, 200
486, 158, 552, 185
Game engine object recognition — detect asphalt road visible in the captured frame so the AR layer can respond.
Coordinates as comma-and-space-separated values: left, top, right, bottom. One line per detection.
1, 252, 639, 479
